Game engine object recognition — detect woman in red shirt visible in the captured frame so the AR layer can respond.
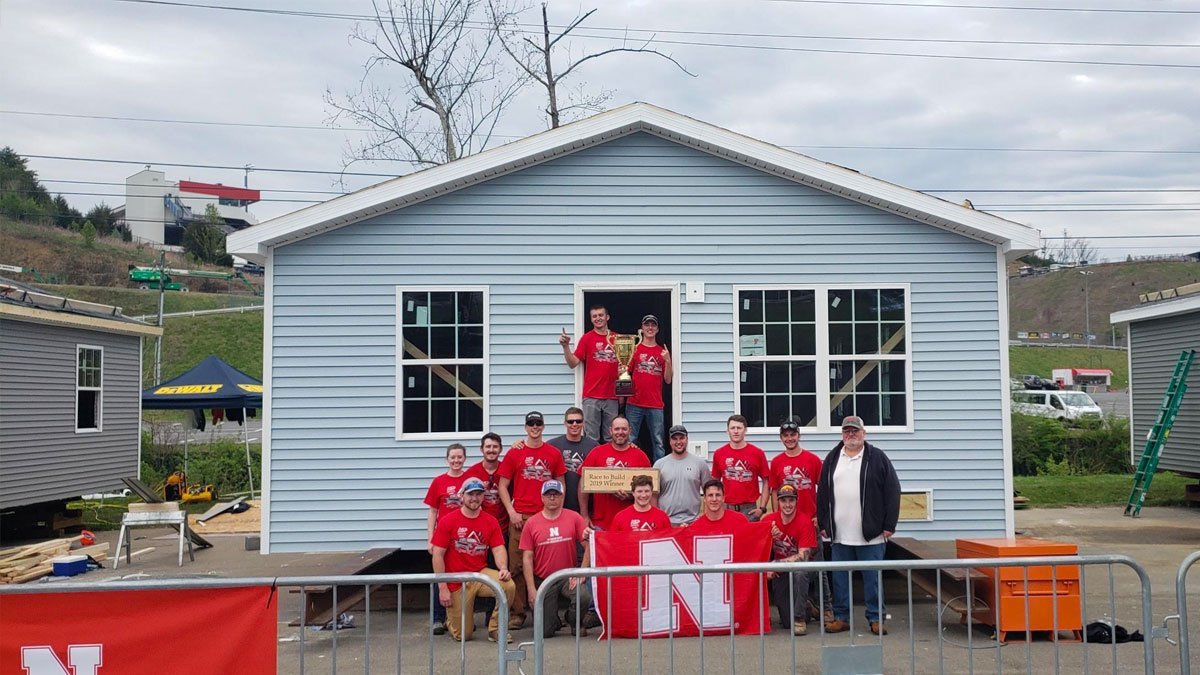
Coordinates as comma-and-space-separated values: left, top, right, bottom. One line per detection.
423, 442, 469, 634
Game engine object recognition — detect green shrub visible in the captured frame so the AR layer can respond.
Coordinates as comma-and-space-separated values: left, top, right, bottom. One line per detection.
1011, 413, 1131, 476
141, 437, 262, 495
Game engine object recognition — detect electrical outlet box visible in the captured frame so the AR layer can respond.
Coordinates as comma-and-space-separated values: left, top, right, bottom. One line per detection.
686, 282, 705, 303
690, 440, 708, 458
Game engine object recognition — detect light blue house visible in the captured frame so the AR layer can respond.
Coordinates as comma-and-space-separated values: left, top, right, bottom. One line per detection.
228, 104, 1040, 554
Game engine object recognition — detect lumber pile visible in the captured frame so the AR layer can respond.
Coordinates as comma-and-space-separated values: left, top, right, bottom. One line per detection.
0, 536, 110, 584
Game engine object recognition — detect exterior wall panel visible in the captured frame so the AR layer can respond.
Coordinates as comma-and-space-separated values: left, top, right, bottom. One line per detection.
1128, 311, 1200, 475
266, 133, 1008, 551
0, 319, 141, 508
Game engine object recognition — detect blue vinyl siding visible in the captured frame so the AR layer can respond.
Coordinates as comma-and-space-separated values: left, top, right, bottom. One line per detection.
267, 132, 1005, 551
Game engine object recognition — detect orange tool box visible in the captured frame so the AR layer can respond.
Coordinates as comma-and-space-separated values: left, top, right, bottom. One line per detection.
955, 537, 1083, 644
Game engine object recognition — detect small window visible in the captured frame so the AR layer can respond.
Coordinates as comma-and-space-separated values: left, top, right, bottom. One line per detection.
397, 289, 487, 436
76, 346, 103, 432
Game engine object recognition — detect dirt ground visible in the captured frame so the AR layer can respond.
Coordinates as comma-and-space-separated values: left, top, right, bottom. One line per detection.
15, 505, 1200, 673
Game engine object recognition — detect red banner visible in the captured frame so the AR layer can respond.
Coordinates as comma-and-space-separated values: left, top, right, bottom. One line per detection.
1, 585, 276, 675
591, 521, 773, 638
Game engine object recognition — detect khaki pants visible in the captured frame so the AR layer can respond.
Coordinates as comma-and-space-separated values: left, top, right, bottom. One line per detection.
508, 515, 536, 618
444, 568, 516, 641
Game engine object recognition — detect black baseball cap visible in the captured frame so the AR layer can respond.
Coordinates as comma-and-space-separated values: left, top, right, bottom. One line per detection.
525, 411, 544, 425
641, 314, 659, 325
668, 424, 688, 437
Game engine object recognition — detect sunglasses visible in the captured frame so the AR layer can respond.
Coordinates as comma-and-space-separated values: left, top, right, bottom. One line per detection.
526, 421, 544, 427
566, 419, 585, 424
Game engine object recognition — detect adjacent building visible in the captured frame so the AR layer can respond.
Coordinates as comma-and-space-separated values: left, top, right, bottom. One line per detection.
118, 169, 260, 246
228, 103, 1041, 553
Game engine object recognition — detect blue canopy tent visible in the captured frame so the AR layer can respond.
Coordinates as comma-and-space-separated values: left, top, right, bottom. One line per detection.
142, 356, 262, 497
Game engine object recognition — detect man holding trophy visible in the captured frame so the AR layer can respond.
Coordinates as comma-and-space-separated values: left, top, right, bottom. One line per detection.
624, 314, 671, 462
559, 305, 619, 442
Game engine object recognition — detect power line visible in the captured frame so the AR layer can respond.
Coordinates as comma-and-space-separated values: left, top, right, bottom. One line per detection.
39, 178, 349, 195
761, 0, 1200, 14
22, 153, 399, 178
11, 109, 1200, 156
98, 0, 1200, 69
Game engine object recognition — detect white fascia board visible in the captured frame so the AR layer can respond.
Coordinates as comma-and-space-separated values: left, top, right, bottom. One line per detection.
227, 102, 1040, 256
1110, 294, 1200, 325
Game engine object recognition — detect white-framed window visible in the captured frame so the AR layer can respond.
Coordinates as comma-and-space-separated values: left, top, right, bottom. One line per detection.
396, 287, 488, 438
734, 285, 911, 432
76, 345, 103, 432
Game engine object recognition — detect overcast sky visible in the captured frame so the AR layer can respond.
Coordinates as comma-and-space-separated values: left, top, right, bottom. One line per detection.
3, 0, 1199, 260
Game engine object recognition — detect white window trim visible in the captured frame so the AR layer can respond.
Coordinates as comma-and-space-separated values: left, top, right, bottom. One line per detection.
732, 283, 914, 434
75, 344, 104, 434
899, 488, 935, 522
394, 286, 489, 440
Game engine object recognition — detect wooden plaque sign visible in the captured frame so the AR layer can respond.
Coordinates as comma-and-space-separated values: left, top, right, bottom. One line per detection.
581, 468, 660, 494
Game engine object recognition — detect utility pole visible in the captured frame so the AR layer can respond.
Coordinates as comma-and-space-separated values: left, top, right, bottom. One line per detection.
155, 250, 166, 384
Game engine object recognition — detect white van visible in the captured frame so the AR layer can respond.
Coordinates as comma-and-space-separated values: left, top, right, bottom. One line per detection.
1011, 390, 1103, 421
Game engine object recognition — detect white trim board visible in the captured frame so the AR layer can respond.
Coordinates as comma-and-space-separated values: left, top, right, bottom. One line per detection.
227, 103, 1040, 259
1110, 294, 1200, 325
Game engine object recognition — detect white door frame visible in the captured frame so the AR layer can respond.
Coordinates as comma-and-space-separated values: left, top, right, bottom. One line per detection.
572, 281, 682, 428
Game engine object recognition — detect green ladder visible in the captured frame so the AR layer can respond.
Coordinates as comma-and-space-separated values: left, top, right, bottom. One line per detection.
1125, 349, 1195, 517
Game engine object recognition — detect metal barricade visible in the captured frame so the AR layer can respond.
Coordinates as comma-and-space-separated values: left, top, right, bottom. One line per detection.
1169, 550, 1200, 675
528, 555, 1156, 675
0, 572, 515, 675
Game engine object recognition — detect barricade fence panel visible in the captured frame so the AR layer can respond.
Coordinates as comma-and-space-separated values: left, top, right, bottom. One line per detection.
1175, 550, 1200, 675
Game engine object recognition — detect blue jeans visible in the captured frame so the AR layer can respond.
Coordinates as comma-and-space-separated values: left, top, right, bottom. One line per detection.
830, 542, 887, 623
625, 404, 665, 462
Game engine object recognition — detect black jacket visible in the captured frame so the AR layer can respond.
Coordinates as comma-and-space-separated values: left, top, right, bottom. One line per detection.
816, 441, 901, 543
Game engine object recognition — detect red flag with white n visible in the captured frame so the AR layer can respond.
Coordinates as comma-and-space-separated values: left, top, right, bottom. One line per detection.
591, 521, 773, 638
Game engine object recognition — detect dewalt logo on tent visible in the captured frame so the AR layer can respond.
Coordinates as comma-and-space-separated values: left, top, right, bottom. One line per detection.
154, 384, 224, 395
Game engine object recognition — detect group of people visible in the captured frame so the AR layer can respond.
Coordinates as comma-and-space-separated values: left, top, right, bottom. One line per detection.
424, 408, 902, 642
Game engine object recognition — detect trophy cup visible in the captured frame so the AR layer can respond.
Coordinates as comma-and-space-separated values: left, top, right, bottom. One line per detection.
610, 330, 642, 397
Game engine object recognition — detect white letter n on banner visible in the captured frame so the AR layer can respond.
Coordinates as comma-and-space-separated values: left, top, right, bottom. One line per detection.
639, 536, 732, 633
21, 645, 103, 675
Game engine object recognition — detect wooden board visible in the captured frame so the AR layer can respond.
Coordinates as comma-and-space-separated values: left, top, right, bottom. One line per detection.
581, 468, 660, 493
899, 491, 931, 521
197, 496, 247, 523
189, 501, 260, 534
128, 501, 181, 513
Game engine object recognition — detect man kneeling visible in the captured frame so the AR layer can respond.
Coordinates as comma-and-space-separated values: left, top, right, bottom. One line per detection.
432, 477, 516, 643
520, 480, 593, 638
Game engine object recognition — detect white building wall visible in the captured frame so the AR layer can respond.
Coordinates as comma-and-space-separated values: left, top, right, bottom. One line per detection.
125, 169, 170, 244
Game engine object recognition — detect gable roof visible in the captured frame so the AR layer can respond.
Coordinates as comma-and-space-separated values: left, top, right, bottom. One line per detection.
227, 103, 1040, 259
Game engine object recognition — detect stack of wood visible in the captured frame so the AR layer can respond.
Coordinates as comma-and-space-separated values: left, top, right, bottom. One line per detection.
0, 536, 110, 584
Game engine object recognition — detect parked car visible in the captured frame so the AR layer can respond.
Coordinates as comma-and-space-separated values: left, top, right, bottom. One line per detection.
1020, 374, 1060, 390
1011, 390, 1103, 422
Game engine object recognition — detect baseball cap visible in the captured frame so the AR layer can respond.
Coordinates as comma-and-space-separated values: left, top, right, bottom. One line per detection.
541, 480, 564, 495
462, 478, 486, 493
777, 484, 798, 500
668, 424, 688, 437
841, 415, 865, 431
779, 418, 801, 433
641, 314, 659, 325
525, 411, 544, 425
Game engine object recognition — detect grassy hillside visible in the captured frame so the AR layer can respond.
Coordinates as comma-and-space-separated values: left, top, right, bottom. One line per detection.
144, 311, 263, 383
1009, 260, 1200, 342
1010, 345, 1128, 389
43, 284, 259, 318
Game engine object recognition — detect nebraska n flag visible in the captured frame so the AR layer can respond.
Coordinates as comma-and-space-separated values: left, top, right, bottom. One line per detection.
591, 521, 773, 638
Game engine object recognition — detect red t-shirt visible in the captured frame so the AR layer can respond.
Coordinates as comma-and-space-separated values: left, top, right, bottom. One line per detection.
497, 443, 567, 514
573, 329, 619, 400
768, 450, 822, 519
431, 508, 504, 591
518, 509, 588, 579
580, 444, 652, 530
687, 509, 749, 535
628, 343, 668, 409
711, 443, 769, 505
610, 505, 673, 532
423, 472, 470, 522
762, 510, 817, 555
466, 461, 508, 531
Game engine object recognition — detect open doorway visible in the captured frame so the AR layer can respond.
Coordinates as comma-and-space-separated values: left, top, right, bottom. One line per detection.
580, 288, 675, 461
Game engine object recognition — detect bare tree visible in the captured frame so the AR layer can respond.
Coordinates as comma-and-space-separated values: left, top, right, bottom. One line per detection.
325, 0, 526, 168
491, 3, 694, 128
1055, 229, 1098, 265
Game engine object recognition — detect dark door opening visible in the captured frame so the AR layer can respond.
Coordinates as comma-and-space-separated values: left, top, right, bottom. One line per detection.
582, 290, 674, 461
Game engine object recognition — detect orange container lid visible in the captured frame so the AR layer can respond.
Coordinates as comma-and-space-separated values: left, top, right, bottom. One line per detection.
956, 537, 1078, 557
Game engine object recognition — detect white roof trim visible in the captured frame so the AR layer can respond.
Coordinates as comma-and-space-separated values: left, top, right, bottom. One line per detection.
1111, 294, 1200, 325
228, 103, 1040, 258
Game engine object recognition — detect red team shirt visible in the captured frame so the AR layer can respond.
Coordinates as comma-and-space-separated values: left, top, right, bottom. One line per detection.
497, 444, 567, 514
687, 509, 749, 535
518, 510, 588, 579
573, 329, 619, 400
580, 444, 652, 530
610, 505, 673, 532
423, 472, 472, 522
431, 509, 505, 590
711, 443, 770, 505
768, 451, 822, 519
627, 343, 668, 409
466, 461, 509, 531
762, 510, 818, 554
